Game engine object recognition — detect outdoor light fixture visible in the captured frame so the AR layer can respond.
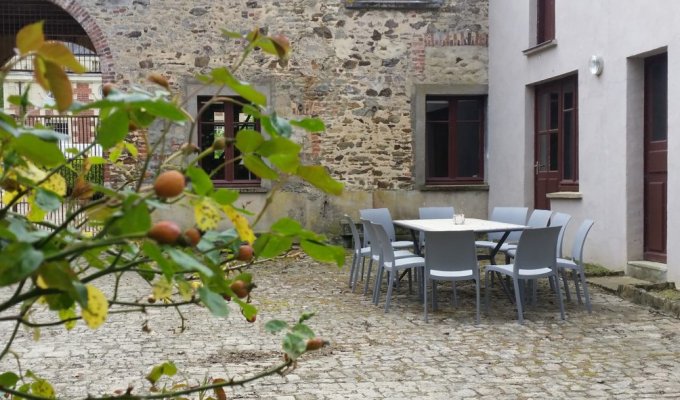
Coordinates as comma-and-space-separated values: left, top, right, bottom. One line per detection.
589, 55, 604, 76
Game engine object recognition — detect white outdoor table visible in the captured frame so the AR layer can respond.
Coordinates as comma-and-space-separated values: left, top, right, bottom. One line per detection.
393, 218, 526, 260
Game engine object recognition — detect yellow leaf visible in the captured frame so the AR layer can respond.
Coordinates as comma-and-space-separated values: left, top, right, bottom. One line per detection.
41, 173, 67, 196
32, 327, 41, 342
152, 278, 173, 300
27, 193, 46, 222
16, 162, 47, 182
43, 59, 73, 112
59, 307, 77, 330
38, 41, 86, 73
177, 280, 193, 301
16, 21, 45, 55
81, 285, 108, 329
31, 379, 55, 399
1, 190, 22, 204
193, 198, 221, 231
33, 56, 50, 92
223, 205, 255, 244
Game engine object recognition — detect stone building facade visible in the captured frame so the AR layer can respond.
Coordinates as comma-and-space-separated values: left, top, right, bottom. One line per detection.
2, 0, 490, 236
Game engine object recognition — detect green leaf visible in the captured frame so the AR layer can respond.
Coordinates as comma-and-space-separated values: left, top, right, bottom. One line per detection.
16, 21, 45, 55
12, 134, 65, 167
142, 241, 175, 280
146, 361, 177, 385
43, 59, 73, 112
268, 153, 300, 174
300, 239, 345, 267
271, 218, 302, 236
298, 311, 316, 323
235, 299, 257, 320
253, 234, 293, 259
83, 249, 106, 269
198, 287, 230, 317
221, 29, 244, 39
58, 306, 78, 330
235, 129, 264, 153
264, 319, 288, 334
258, 137, 300, 157
292, 323, 315, 339
270, 114, 293, 137
296, 165, 343, 195
0, 372, 20, 388
243, 154, 278, 180
110, 201, 150, 235
35, 188, 62, 212
0, 119, 19, 138
124, 142, 138, 157
283, 332, 308, 360
38, 41, 86, 73
210, 67, 267, 106
166, 248, 214, 277
18, 128, 68, 142
186, 166, 213, 196
290, 118, 325, 132
137, 99, 188, 122
211, 188, 238, 205
88, 156, 106, 165
97, 108, 129, 149
0, 243, 44, 286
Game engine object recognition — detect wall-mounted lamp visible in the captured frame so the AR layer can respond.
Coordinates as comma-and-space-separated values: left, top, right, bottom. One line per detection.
589, 55, 604, 76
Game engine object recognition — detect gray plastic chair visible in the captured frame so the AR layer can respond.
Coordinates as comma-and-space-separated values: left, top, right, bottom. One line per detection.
360, 218, 416, 297
500, 209, 553, 257
424, 230, 480, 324
342, 214, 372, 292
557, 219, 595, 313
360, 208, 414, 250
475, 206, 529, 253
485, 226, 564, 324
370, 222, 425, 312
418, 206, 455, 248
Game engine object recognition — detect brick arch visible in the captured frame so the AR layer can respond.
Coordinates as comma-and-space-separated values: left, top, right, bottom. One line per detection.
45, 0, 115, 82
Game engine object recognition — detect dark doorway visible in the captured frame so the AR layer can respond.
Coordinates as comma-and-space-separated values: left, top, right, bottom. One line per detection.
643, 53, 668, 262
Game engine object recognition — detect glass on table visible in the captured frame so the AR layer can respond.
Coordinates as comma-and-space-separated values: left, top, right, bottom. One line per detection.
454, 213, 465, 225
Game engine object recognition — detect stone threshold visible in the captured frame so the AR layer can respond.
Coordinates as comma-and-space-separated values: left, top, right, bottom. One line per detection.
627, 260, 667, 283
588, 276, 680, 319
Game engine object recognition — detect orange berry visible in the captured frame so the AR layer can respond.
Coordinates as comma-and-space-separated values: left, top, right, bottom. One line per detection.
153, 170, 185, 198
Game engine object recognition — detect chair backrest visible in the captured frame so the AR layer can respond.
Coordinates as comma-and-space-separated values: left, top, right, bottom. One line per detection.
571, 219, 595, 264
526, 209, 553, 228
359, 218, 377, 253
360, 208, 397, 242
370, 221, 395, 265
549, 212, 572, 258
425, 230, 478, 276
418, 206, 455, 245
342, 214, 362, 251
513, 226, 561, 274
488, 206, 529, 241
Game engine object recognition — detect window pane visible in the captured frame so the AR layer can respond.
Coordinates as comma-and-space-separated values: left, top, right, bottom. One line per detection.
538, 92, 549, 131
201, 125, 225, 177
563, 110, 573, 179
549, 92, 559, 129
651, 60, 668, 141
564, 91, 574, 110
426, 100, 449, 121
550, 132, 558, 171
539, 134, 548, 171
456, 121, 480, 177
426, 122, 449, 178
457, 100, 480, 121
199, 102, 226, 123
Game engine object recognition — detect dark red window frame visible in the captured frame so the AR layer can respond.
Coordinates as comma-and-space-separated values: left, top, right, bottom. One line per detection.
425, 96, 485, 184
197, 96, 260, 187
535, 75, 579, 191
537, 0, 555, 44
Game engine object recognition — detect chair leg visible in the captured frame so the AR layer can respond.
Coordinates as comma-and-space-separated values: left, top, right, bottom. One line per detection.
513, 278, 524, 324
348, 252, 357, 288
408, 268, 413, 294
484, 270, 491, 312
432, 281, 438, 311
373, 265, 384, 305
532, 279, 538, 305
423, 277, 429, 322
561, 269, 572, 302
384, 270, 395, 313
579, 269, 592, 313
573, 270, 583, 304
363, 259, 373, 296
452, 281, 458, 307
552, 275, 565, 320
475, 278, 481, 325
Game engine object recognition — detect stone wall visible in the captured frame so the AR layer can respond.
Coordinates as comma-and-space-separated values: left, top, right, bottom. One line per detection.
48, 0, 489, 236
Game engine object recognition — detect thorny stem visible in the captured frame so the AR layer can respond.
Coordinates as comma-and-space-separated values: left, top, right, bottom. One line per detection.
44, 233, 147, 262
37, 197, 108, 247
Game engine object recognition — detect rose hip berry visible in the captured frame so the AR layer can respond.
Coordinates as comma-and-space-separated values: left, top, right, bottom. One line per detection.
153, 170, 185, 199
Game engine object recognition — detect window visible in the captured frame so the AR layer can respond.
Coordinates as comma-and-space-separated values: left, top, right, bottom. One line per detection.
197, 96, 260, 187
535, 75, 578, 191
344, 0, 442, 9
537, 0, 555, 44
425, 96, 485, 184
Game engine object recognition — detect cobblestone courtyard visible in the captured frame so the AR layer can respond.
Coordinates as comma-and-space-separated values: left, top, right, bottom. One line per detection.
2, 254, 680, 399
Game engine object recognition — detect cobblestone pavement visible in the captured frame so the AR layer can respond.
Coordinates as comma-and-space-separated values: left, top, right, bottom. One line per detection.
2, 254, 680, 399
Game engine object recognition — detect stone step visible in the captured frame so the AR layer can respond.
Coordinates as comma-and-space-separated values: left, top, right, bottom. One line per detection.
626, 261, 667, 284
587, 276, 653, 293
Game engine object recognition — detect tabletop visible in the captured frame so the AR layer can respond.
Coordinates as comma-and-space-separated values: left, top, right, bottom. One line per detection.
393, 218, 526, 233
